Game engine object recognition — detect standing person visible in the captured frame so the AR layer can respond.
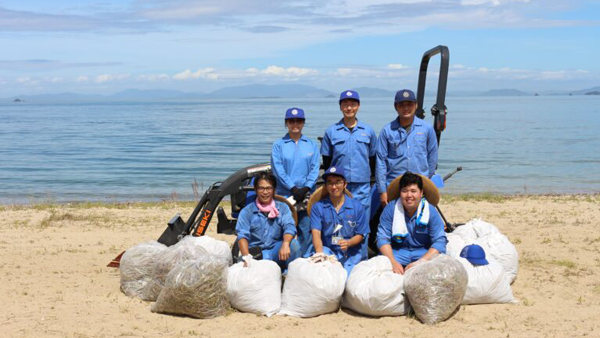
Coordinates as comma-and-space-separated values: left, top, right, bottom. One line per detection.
321, 90, 378, 217
375, 89, 438, 207
271, 107, 320, 255
236, 172, 301, 270
309, 166, 370, 275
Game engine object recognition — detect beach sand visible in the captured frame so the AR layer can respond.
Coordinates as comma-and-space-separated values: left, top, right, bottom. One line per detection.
1, 195, 599, 338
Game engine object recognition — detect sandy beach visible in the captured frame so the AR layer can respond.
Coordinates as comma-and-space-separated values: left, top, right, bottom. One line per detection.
2, 194, 599, 338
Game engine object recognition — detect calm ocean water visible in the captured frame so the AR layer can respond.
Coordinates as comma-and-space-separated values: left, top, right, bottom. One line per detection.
1, 96, 599, 203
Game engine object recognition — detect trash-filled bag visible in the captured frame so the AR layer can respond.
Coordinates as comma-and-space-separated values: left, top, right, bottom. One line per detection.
469, 218, 501, 238
458, 257, 515, 305
151, 257, 230, 319
342, 256, 407, 317
452, 222, 478, 243
227, 257, 282, 316
279, 255, 347, 318
474, 233, 519, 284
404, 254, 468, 325
178, 235, 232, 266
445, 233, 466, 259
120, 241, 167, 300
145, 240, 209, 301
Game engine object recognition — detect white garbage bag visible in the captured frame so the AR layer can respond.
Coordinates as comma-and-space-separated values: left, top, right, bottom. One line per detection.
445, 233, 466, 258
342, 256, 407, 317
151, 256, 230, 319
227, 257, 282, 316
468, 218, 501, 238
178, 235, 232, 265
458, 257, 515, 305
279, 255, 347, 318
120, 241, 167, 300
404, 254, 468, 325
452, 222, 478, 243
474, 233, 519, 284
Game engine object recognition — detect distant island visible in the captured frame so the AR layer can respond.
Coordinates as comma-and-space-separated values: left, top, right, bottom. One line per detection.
13, 98, 23, 102
480, 89, 530, 96
585, 91, 600, 95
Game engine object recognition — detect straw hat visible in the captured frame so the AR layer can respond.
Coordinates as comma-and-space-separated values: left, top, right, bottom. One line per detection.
307, 186, 353, 217
386, 173, 440, 206
274, 195, 298, 225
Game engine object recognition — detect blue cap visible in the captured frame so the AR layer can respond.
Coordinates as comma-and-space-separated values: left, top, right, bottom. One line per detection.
339, 90, 360, 104
322, 166, 346, 181
460, 244, 489, 265
285, 107, 305, 120
394, 89, 417, 104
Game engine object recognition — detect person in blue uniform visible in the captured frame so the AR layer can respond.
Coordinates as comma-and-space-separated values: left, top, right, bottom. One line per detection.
309, 166, 370, 275
236, 172, 300, 269
271, 107, 320, 255
376, 172, 446, 274
375, 89, 438, 207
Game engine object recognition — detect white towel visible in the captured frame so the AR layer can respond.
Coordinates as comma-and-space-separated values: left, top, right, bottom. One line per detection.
392, 198, 430, 243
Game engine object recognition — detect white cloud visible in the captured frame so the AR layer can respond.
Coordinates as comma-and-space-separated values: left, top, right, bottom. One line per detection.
137, 73, 170, 81
388, 63, 409, 70
76, 76, 89, 82
94, 73, 130, 83
261, 66, 318, 77
173, 68, 218, 80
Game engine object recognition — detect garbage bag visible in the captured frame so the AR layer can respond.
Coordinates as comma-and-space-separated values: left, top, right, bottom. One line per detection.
342, 256, 407, 317
469, 218, 501, 238
452, 222, 478, 243
146, 240, 209, 301
404, 254, 468, 325
458, 257, 515, 305
474, 233, 519, 284
279, 255, 347, 318
445, 233, 466, 259
227, 257, 282, 316
151, 257, 230, 319
178, 235, 232, 266
120, 241, 167, 300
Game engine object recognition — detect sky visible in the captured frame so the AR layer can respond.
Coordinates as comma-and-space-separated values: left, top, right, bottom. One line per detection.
1, 0, 599, 96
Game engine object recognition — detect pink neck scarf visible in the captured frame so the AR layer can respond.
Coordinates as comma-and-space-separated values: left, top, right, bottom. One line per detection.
256, 199, 280, 219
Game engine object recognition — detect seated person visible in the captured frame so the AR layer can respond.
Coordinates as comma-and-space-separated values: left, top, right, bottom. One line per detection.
308, 166, 370, 275
376, 171, 446, 274
236, 172, 300, 269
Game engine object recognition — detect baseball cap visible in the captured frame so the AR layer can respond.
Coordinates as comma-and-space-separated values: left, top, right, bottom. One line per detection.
394, 89, 417, 104
339, 90, 360, 104
322, 166, 346, 181
460, 244, 489, 265
285, 107, 305, 120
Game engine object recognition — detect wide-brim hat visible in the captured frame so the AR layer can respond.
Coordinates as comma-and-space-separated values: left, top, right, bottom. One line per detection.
307, 186, 353, 217
273, 195, 298, 226
387, 173, 440, 206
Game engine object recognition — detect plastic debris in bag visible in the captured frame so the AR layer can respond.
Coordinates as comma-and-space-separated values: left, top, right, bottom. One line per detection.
404, 254, 468, 325
227, 256, 282, 316
151, 257, 231, 319
445, 233, 466, 259
474, 233, 519, 284
279, 254, 347, 318
342, 256, 407, 317
458, 257, 515, 305
145, 239, 209, 301
178, 235, 232, 266
120, 241, 167, 300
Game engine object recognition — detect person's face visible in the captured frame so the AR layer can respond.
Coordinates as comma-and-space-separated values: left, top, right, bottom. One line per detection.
400, 183, 423, 212
256, 179, 275, 204
286, 118, 305, 134
395, 101, 417, 122
325, 175, 347, 199
339, 99, 360, 120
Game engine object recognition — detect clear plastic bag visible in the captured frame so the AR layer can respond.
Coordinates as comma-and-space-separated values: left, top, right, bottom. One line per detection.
151, 257, 231, 319
227, 257, 282, 316
120, 241, 167, 300
342, 256, 407, 317
404, 254, 468, 325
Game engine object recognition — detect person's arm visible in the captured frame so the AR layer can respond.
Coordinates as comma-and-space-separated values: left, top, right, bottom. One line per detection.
405, 205, 446, 270
235, 206, 252, 250
310, 203, 324, 253
338, 234, 364, 251
379, 244, 404, 274
238, 238, 250, 256
322, 155, 332, 170
426, 125, 438, 178
278, 233, 294, 261
304, 141, 321, 189
271, 141, 295, 192
375, 129, 390, 205
312, 229, 324, 253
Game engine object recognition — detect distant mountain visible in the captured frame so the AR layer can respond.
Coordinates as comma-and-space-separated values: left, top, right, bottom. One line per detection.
585, 91, 600, 95
204, 84, 334, 99
572, 86, 600, 95
480, 89, 531, 96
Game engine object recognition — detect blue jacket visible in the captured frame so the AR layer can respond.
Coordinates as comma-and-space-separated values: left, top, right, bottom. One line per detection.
375, 117, 438, 193
310, 196, 370, 258
236, 200, 297, 250
376, 199, 446, 254
320, 119, 377, 183
271, 134, 320, 197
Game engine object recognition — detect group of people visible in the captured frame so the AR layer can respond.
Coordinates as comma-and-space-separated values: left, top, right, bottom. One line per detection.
235, 89, 446, 276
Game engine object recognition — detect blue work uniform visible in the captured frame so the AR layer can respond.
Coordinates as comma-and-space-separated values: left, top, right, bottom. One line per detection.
310, 196, 370, 275
376, 198, 446, 266
375, 117, 438, 194
271, 133, 320, 256
236, 200, 300, 268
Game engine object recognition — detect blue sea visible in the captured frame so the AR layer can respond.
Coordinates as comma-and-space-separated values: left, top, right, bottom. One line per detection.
1, 96, 599, 204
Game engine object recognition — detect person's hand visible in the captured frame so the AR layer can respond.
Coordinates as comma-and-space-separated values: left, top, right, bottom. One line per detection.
278, 242, 291, 261
292, 187, 310, 202
405, 259, 425, 271
391, 260, 404, 274
338, 239, 349, 251
380, 192, 389, 207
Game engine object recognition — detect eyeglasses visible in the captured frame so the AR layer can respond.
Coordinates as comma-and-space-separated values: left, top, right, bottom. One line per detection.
287, 118, 305, 124
325, 181, 345, 188
257, 186, 274, 192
